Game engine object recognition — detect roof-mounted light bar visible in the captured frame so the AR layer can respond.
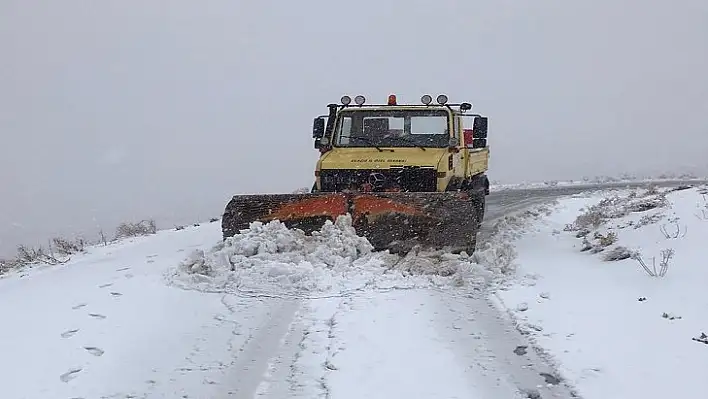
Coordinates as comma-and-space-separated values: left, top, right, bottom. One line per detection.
421, 93, 450, 105
337, 94, 474, 111
341, 95, 367, 106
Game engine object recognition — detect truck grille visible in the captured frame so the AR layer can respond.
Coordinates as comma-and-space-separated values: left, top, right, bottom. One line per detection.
319, 167, 437, 192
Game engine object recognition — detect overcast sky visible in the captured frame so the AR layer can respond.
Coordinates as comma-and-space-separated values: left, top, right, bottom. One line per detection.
1, 0, 707, 255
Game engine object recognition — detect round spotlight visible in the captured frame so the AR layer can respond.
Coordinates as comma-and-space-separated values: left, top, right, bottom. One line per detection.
421, 94, 432, 105
354, 95, 366, 105
436, 94, 449, 105
341, 95, 352, 105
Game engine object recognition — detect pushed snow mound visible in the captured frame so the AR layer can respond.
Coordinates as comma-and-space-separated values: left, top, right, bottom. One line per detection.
166, 215, 504, 297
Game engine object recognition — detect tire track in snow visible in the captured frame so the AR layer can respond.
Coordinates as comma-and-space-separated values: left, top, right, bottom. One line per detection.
433, 291, 580, 398
280, 297, 344, 399
219, 297, 303, 398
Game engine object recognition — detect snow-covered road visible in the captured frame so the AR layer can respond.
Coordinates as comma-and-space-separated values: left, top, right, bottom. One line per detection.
224, 288, 573, 399
3, 181, 705, 398
0, 202, 574, 398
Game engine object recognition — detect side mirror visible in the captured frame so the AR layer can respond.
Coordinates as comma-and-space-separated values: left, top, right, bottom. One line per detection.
472, 138, 487, 149
472, 116, 488, 139
312, 117, 325, 138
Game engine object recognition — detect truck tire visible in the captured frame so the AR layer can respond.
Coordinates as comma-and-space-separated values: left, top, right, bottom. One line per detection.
476, 200, 485, 228
470, 190, 485, 228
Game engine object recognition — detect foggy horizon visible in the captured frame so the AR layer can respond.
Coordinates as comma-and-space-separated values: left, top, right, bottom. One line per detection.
2, 0, 707, 256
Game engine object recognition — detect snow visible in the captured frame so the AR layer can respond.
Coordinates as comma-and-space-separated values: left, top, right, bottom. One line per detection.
494, 184, 708, 399
168, 214, 506, 298
3, 181, 707, 398
0, 222, 251, 399
490, 175, 707, 191
0, 203, 561, 398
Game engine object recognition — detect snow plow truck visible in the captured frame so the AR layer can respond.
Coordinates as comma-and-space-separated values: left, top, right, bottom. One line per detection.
221, 94, 490, 255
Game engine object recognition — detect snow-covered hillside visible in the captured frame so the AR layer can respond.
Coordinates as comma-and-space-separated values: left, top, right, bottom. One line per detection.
1, 183, 706, 398
495, 184, 708, 399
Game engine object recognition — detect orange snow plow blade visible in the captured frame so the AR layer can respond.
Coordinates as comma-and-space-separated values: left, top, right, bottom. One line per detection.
221, 192, 481, 254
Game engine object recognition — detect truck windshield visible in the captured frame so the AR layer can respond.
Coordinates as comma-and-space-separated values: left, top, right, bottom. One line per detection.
334, 109, 450, 148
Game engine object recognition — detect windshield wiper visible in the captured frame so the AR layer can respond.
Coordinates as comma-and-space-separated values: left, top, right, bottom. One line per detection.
337, 136, 391, 152
389, 136, 426, 151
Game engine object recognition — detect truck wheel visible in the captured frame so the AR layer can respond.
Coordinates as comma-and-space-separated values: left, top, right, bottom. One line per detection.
477, 199, 485, 227
471, 191, 485, 228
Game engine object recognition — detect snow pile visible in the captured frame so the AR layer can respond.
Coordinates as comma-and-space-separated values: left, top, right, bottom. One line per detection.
168, 215, 375, 295
493, 183, 708, 399
473, 201, 558, 278
167, 213, 524, 296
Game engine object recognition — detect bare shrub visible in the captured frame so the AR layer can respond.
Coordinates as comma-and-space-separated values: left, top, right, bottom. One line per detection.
643, 185, 660, 196
565, 206, 607, 232
568, 189, 671, 235
594, 231, 617, 247
631, 249, 674, 277
695, 194, 708, 220
99, 230, 108, 246
14, 244, 70, 267
16, 245, 47, 264
634, 213, 664, 229
626, 195, 669, 213
115, 219, 157, 239
0, 258, 17, 274
660, 222, 687, 239
602, 246, 633, 261
1, 217, 165, 276
51, 237, 85, 256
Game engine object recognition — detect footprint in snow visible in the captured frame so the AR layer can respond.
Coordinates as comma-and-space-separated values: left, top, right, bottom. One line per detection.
116, 267, 130, 272
88, 313, 107, 319
83, 346, 105, 356
59, 368, 82, 382
98, 283, 113, 288
539, 372, 562, 385
72, 303, 87, 310
521, 388, 541, 399
513, 345, 528, 356
110, 292, 123, 297
61, 329, 79, 338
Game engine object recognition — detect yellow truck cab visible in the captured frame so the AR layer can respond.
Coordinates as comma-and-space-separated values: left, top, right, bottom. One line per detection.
311, 93, 490, 222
